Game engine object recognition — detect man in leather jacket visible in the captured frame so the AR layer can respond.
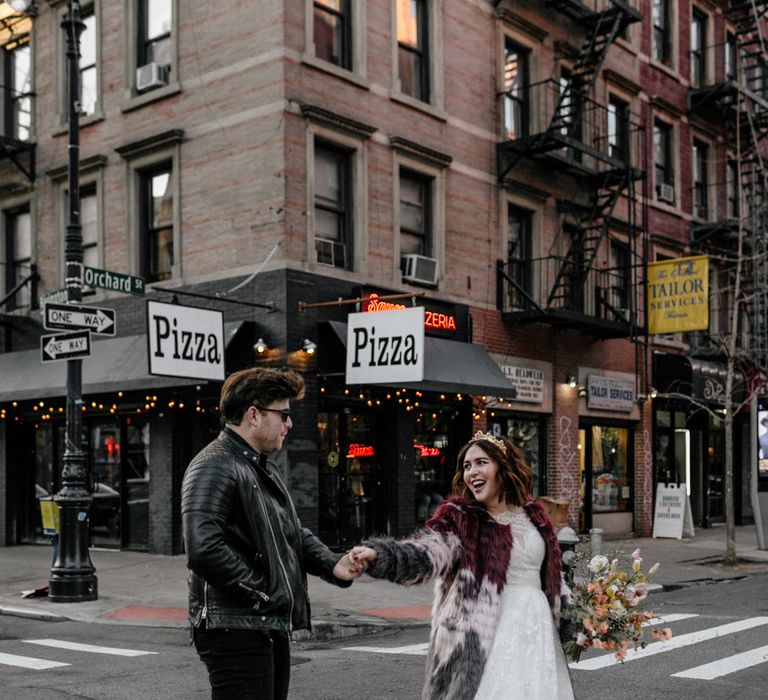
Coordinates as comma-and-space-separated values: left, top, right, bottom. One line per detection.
182, 367, 360, 699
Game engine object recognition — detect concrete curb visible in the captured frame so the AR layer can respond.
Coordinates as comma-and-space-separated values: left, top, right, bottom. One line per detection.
0, 604, 70, 623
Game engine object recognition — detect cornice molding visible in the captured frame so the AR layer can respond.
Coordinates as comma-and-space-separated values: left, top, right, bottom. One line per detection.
496, 8, 548, 43
115, 129, 185, 159
388, 136, 452, 168
603, 69, 641, 97
47, 154, 108, 181
300, 104, 377, 139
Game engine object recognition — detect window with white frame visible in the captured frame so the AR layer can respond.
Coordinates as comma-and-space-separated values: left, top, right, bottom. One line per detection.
396, 0, 429, 102
692, 139, 709, 220
607, 95, 630, 163
609, 239, 631, 316
81, 186, 99, 269
652, 0, 671, 65
313, 0, 351, 69
130, 0, 177, 97
5, 207, 31, 310
4, 40, 31, 141
690, 9, 707, 88
507, 204, 533, 309
727, 160, 739, 219
654, 119, 674, 203
504, 39, 529, 141
314, 142, 352, 270
139, 163, 174, 282
725, 32, 737, 82
79, 4, 98, 116
399, 168, 432, 258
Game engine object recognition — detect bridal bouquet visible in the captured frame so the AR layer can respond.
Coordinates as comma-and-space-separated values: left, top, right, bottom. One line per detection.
561, 549, 671, 663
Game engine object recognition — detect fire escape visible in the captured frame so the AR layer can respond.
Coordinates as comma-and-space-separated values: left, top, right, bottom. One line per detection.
0, 6, 38, 353
687, 0, 768, 367
496, 0, 645, 339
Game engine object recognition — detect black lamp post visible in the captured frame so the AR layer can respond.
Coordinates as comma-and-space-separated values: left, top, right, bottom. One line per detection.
46, 0, 98, 602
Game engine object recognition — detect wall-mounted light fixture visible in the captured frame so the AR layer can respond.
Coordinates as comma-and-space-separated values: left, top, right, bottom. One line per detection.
650, 387, 658, 399
253, 337, 268, 354
301, 338, 317, 355
578, 385, 587, 398
565, 373, 577, 389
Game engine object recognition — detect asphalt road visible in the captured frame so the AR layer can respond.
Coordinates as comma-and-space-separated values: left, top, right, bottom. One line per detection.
0, 572, 766, 699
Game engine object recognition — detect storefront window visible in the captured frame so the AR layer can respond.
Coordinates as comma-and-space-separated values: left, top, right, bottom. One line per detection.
90, 421, 122, 547
488, 414, 546, 496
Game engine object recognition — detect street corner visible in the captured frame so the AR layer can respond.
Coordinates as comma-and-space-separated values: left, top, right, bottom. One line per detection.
0, 602, 70, 623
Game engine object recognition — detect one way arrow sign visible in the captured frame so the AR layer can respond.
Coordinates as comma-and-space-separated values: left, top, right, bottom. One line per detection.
44, 302, 116, 336
41, 330, 92, 362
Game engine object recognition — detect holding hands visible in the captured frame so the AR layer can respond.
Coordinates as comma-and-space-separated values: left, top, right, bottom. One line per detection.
332, 546, 379, 581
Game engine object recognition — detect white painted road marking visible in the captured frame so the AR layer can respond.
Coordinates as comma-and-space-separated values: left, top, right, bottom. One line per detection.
642, 613, 699, 626
672, 644, 768, 680
343, 642, 429, 656
0, 652, 69, 670
22, 639, 158, 657
570, 617, 768, 671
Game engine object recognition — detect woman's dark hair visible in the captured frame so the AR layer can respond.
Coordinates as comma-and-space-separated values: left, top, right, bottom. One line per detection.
451, 435, 533, 507
220, 367, 305, 424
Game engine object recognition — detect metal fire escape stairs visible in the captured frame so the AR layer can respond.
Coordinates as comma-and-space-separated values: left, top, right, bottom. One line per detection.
728, 0, 768, 367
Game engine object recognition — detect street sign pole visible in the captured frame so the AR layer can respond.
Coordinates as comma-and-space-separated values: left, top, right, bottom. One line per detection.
49, 0, 97, 602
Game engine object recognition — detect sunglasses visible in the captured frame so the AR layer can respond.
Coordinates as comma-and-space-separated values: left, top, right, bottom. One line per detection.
253, 405, 291, 423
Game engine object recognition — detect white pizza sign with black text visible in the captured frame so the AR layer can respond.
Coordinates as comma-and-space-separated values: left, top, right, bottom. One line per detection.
147, 300, 225, 381
346, 306, 424, 385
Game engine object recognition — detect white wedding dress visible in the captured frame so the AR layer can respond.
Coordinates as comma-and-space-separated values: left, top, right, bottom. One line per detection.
475, 511, 575, 700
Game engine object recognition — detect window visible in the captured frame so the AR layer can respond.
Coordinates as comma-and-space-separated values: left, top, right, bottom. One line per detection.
81, 187, 99, 269
5, 208, 31, 310
5, 41, 31, 141
727, 160, 740, 218
397, 0, 429, 102
314, 144, 352, 269
503, 40, 529, 140
652, 0, 671, 65
140, 164, 174, 282
607, 96, 630, 163
313, 0, 350, 69
692, 140, 709, 219
725, 32, 737, 82
654, 120, 674, 202
690, 10, 707, 88
507, 205, 533, 310
79, 6, 98, 116
609, 240, 631, 315
139, 0, 172, 71
399, 168, 432, 259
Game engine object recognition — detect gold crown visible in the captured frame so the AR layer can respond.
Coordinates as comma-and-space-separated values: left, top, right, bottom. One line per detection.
467, 431, 507, 454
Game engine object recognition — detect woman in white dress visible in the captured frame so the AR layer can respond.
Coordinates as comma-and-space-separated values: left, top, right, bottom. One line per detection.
351, 432, 575, 700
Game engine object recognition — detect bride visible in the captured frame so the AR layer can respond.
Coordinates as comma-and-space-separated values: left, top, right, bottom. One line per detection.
350, 432, 575, 700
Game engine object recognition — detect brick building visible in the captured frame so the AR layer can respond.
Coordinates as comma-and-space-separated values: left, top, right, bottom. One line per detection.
0, 0, 762, 554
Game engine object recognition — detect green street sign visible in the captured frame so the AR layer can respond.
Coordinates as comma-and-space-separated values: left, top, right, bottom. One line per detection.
84, 266, 145, 296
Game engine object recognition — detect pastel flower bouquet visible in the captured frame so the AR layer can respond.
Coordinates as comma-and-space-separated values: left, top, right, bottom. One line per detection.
561, 548, 671, 663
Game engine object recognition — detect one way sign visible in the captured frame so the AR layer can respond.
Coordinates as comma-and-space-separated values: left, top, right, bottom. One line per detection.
41, 330, 92, 362
44, 302, 116, 336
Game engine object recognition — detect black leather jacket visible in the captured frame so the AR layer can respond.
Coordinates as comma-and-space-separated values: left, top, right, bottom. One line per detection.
182, 428, 349, 632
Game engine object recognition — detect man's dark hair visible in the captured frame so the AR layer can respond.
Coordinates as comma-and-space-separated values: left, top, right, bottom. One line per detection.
220, 367, 305, 424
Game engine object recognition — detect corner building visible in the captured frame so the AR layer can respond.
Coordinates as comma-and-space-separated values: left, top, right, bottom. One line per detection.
7, 0, 741, 554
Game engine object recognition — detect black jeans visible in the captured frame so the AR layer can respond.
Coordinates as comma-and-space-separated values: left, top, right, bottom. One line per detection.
193, 626, 290, 700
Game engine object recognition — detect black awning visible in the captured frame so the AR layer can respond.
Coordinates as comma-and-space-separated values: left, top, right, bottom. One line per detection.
0, 321, 246, 403
319, 321, 517, 398
653, 353, 745, 406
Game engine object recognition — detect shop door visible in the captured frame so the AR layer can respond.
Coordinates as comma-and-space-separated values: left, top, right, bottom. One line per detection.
705, 415, 725, 524
318, 409, 382, 548
578, 424, 633, 535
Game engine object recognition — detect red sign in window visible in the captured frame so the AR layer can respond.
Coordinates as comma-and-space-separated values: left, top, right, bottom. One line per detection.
347, 443, 375, 458
414, 443, 441, 457
362, 294, 457, 333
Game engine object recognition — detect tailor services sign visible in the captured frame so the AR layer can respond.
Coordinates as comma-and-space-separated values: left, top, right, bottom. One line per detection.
346, 306, 424, 385
647, 255, 709, 334
147, 300, 225, 381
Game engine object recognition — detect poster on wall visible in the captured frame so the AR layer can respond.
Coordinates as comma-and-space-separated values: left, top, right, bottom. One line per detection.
647, 255, 709, 334
652, 483, 696, 539
758, 407, 768, 477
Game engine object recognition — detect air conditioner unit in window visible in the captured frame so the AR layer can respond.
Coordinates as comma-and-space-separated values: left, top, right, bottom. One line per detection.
136, 62, 168, 92
401, 254, 439, 286
655, 182, 675, 204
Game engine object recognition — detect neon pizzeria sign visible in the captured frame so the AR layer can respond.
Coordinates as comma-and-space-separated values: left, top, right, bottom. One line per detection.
363, 294, 457, 332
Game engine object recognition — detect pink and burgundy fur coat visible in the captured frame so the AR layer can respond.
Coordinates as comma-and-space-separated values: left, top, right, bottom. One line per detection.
363, 496, 562, 700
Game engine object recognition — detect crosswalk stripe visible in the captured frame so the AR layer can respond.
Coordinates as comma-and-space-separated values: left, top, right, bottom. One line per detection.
342, 642, 429, 656
642, 613, 699, 626
0, 652, 69, 670
671, 644, 768, 680
570, 616, 768, 671
22, 639, 158, 657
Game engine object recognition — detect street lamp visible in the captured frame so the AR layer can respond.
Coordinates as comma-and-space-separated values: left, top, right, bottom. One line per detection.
47, 0, 98, 602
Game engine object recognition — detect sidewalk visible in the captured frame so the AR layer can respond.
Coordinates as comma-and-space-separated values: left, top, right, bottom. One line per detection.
1, 523, 766, 641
